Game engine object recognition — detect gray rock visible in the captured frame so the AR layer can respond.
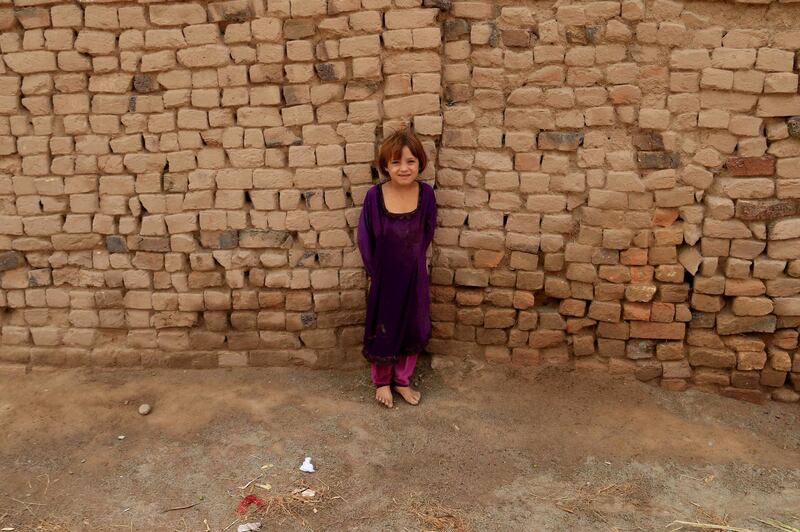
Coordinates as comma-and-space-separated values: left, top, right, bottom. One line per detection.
138, 403, 152, 416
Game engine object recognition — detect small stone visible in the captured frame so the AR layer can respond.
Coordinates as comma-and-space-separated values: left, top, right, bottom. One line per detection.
118, 435, 126, 440
138, 404, 152, 415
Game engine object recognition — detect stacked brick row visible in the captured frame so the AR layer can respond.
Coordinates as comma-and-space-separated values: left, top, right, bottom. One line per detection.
427, 0, 800, 404
0, 0, 444, 368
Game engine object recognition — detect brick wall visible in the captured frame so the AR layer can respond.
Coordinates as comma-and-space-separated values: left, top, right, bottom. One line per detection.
1, 0, 799, 403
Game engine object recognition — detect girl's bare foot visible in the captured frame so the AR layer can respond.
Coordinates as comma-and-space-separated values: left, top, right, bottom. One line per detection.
393, 386, 421, 405
375, 385, 393, 408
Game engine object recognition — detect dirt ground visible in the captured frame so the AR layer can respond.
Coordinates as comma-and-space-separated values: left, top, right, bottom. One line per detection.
1, 360, 799, 532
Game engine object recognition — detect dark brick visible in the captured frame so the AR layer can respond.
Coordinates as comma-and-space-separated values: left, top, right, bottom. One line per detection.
735, 199, 798, 221
538, 131, 583, 151
632, 131, 664, 151
315, 63, 337, 82
720, 387, 765, 404
200, 230, 239, 249
250, 64, 284, 83
133, 74, 153, 93
487, 22, 499, 47
584, 26, 601, 43
626, 339, 656, 359
238, 229, 293, 249
634, 360, 662, 381
445, 83, 471, 104
105, 235, 127, 253
716, 313, 776, 335
423, 0, 452, 9
730, 370, 761, 389
726, 156, 776, 176
283, 19, 315, 39
0, 251, 24, 271
637, 151, 679, 169
127, 236, 170, 252
127, 95, 137, 112
444, 18, 469, 41
501, 29, 531, 47
788, 116, 800, 138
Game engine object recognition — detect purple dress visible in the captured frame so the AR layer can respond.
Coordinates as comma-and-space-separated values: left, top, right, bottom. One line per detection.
357, 181, 437, 364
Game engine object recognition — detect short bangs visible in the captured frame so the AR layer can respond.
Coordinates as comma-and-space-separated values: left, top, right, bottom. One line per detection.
376, 129, 428, 177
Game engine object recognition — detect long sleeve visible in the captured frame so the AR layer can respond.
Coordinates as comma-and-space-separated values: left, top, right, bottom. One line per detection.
423, 185, 437, 250
357, 191, 377, 278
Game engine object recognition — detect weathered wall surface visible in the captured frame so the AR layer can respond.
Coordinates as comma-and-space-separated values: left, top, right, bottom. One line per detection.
1, 0, 800, 403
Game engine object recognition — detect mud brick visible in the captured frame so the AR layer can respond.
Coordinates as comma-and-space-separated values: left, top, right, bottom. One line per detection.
284, 19, 315, 39
587, 300, 621, 323
635, 360, 662, 381
501, 29, 531, 47
0, 251, 25, 271
716, 313, 776, 335
688, 347, 736, 368
102, 235, 126, 253
424, 0, 452, 8
726, 156, 776, 177
657, 341, 685, 361
760, 368, 788, 387
627, 339, 656, 359
630, 321, 685, 340
238, 229, 293, 248
200, 230, 239, 249
571, 333, 595, 356
632, 131, 664, 151
538, 131, 583, 151
730, 370, 761, 389
772, 329, 799, 350
529, 330, 565, 348
720, 387, 765, 404
128, 236, 170, 252
596, 321, 629, 340
637, 151, 680, 169
444, 18, 470, 41
736, 199, 798, 221
692, 368, 730, 386
662, 360, 692, 379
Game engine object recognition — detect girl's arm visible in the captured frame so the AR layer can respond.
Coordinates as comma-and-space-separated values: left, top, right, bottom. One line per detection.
357, 191, 376, 279
423, 185, 437, 250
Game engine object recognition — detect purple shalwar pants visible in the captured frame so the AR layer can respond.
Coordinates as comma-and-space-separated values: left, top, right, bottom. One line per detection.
370, 354, 418, 387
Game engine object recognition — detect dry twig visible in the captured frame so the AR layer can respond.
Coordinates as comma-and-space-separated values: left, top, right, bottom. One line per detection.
161, 502, 200, 513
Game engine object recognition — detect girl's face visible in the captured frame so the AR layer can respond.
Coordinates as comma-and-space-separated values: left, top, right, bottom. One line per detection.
385, 146, 420, 186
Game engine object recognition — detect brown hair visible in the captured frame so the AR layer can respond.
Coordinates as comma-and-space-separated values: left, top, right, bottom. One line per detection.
376, 128, 428, 178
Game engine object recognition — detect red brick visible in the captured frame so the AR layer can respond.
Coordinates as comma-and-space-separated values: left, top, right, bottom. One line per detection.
725, 156, 776, 177
630, 321, 685, 339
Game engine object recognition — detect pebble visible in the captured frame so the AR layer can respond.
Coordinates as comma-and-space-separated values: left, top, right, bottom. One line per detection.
138, 403, 152, 415
118, 435, 125, 440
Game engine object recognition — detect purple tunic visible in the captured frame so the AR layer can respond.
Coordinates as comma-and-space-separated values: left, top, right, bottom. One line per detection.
357, 181, 437, 364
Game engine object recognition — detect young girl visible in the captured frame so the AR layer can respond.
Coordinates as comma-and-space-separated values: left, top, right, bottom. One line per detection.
357, 129, 437, 408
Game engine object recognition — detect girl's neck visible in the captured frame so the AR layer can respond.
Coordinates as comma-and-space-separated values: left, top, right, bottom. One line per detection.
384, 179, 418, 191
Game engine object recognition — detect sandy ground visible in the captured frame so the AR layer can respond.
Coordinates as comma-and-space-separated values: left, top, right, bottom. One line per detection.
1, 360, 799, 532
